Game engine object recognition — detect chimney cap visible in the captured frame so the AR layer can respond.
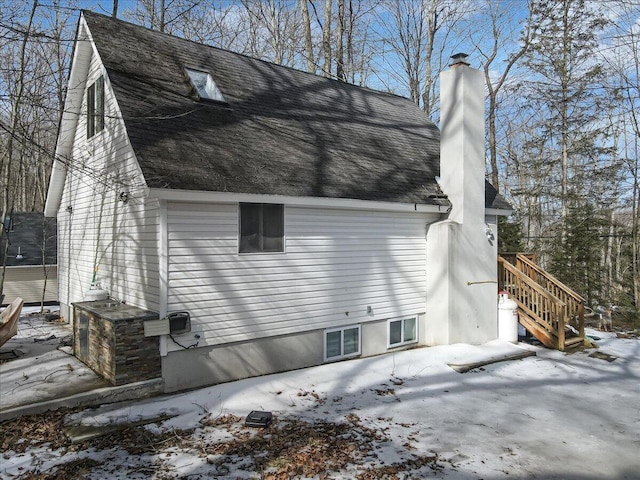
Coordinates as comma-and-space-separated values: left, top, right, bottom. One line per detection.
450, 52, 470, 67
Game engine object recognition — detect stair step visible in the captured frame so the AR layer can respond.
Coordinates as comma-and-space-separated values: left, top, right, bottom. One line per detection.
499, 254, 586, 353
564, 337, 585, 348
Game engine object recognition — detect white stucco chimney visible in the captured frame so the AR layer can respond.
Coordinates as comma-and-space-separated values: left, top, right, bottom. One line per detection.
425, 53, 498, 346
439, 53, 485, 225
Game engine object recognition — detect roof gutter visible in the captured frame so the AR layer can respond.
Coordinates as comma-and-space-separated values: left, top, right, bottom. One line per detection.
485, 207, 513, 217
148, 188, 451, 214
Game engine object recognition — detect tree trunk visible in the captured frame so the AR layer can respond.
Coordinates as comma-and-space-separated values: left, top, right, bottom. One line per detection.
480, 0, 532, 191
336, 0, 345, 81
322, 0, 332, 78
560, 0, 570, 224
421, 1, 437, 117
300, 0, 315, 73
346, 0, 353, 83
160, 0, 166, 32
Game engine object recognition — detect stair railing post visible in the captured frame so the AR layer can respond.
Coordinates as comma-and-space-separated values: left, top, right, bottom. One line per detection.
578, 301, 585, 340
558, 309, 566, 351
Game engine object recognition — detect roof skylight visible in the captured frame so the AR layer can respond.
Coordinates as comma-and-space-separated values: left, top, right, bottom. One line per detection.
186, 68, 225, 102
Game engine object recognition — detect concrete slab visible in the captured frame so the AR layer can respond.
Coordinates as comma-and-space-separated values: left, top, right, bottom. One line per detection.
0, 308, 164, 422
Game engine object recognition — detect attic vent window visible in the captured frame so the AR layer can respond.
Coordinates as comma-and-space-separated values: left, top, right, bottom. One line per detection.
186, 68, 225, 102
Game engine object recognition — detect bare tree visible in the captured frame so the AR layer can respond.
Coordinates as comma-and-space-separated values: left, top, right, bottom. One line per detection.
128, 0, 203, 34
0, 0, 78, 301
318, 0, 377, 85
600, 0, 640, 309
375, 0, 463, 118
1, 0, 38, 302
476, 0, 533, 191
299, 0, 315, 73
336, 0, 345, 80
322, 0, 332, 77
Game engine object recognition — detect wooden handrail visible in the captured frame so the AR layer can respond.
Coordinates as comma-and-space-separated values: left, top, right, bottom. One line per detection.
499, 258, 566, 308
515, 254, 583, 303
515, 254, 585, 335
499, 256, 572, 350
498, 254, 585, 351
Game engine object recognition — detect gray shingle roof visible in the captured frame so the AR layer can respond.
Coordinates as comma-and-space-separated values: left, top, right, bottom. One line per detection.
1, 213, 57, 267
82, 11, 509, 210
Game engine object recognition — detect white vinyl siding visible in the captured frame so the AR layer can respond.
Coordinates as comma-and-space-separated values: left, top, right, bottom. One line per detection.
2, 266, 58, 305
165, 203, 433, 350
57, 50, 159, 315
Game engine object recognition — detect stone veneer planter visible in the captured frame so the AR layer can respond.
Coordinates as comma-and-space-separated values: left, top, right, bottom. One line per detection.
73, 301, 161, 386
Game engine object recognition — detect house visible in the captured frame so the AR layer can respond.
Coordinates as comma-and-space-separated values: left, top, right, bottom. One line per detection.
44, 11, 511, 392
1, 212, 57, 306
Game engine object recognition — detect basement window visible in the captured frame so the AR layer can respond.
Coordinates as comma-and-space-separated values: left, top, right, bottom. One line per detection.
239, 203, 284, 253
388, 317, 417, 347
325, 325, 361, 361
87, 75, 104, 138
186, 68, 225, 102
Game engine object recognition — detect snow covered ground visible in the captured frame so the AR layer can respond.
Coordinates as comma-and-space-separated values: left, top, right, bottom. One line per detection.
1, 314, 639, 479
0, 306, 111, 412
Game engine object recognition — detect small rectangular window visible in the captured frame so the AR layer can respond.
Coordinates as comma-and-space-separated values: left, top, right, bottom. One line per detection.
239, 203, 284, 253
388, 317, 417, 347
87, 76, 105, 138
95, 76, 104, 132
325, 325, 361, 361
87, 82, 95, 136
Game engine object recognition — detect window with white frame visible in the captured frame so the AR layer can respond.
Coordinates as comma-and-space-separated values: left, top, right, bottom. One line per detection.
87, 76, 104, 138
325, 325, 360, 361
388, 317, 417, 347
239, 203, 284, 253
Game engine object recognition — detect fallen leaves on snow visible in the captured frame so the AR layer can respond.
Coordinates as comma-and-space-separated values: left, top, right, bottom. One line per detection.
2, 409, 445, 479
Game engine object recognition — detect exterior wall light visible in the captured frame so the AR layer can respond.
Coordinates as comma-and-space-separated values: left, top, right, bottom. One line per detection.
485, 224, 495, 244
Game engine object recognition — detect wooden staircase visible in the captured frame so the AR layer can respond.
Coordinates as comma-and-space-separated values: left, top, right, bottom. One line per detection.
498, 254, 586, 351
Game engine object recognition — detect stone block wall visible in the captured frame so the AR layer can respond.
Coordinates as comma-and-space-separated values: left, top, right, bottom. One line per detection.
112, 317, 161, 385
73, 303, 161, 386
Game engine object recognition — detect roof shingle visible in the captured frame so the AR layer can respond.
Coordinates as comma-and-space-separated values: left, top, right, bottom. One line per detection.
82, 11, 509, 210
